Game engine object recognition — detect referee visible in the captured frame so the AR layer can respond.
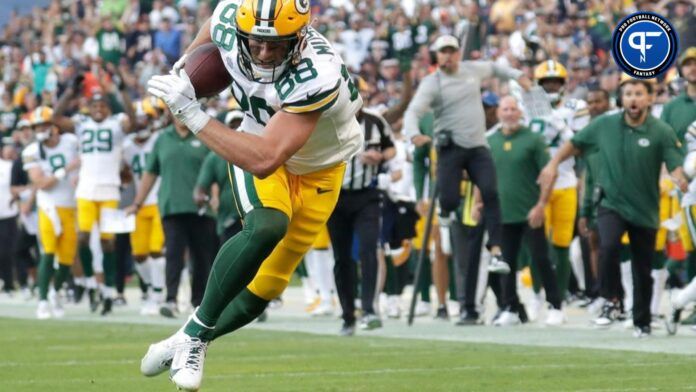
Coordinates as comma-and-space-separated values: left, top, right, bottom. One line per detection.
403, 34, 533, 274
329, 90, 395, 336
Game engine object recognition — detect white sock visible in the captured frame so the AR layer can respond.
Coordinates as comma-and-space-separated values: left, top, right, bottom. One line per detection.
675, 277, 696, 309
303, 251, 319, 300
475, 240, 490, 312
74, 276, 86, 287
134, 259, 152, 287
620, 261, 633, 312
300, 276, 316, 305
315, 249, 336, 304
86, 276, 98, 289
100, 284, 114, 299
569, 237, 585, 291
650, 268, 667, 315
150, 256, 165, 292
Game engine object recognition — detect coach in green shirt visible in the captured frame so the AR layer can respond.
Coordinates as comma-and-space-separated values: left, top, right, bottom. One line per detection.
488, 95, 563, 326
128, 118, 217, 317
661, 47, 696, 146
539, 78, 688, 336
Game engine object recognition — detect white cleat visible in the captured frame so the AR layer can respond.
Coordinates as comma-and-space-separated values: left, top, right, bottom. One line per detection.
170, 337, 208, 391
310, 302, 335, 317
493, 310, 521, 326
36, 300, 51, 319
545, 308, 565, 326
141, 330, 189, 377
414, 301, 431, 317
527, 295, 543, 322
140, 301, 160, 316
49, 291, 64, 318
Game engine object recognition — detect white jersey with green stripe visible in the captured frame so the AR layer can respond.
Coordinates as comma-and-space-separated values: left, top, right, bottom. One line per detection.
122, 133, 160, 206
21, 134, 79, 208
527, 98, 589, 190
73, 113, 127, 200
210, 0, 363, 175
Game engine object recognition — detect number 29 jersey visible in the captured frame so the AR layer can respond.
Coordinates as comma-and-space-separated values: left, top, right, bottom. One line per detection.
210, 0, 363, 175
72, 113, 127, 200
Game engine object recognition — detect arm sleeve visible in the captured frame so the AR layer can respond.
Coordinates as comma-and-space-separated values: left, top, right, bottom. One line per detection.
196, 152, 216, 189
402, 75, 437, 140
662, 125, 686, 172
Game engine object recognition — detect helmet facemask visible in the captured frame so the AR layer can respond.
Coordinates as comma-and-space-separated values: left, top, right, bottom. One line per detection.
236, 28, 306, 83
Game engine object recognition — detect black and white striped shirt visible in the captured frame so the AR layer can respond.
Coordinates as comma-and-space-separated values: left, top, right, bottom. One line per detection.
342, 108, 394, 191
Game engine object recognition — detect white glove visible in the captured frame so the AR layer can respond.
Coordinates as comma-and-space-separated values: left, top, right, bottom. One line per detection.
171, 53, 188, 75
147, 70, 210, 134
53, 168, 67, 180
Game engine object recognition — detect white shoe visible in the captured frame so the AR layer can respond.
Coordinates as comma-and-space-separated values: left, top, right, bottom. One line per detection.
21, 287, 33, 301
386, 296, 401, 319
36, 300, 51, 319
587, 297, 606, 317
488, 255, 511, 274
528, 295, 543, 322
414, 301, 431, 317
170, 337, 208, 391
49, 290, 64, 318
310, 301, 334, 317
493, 310, 520, 326
141, 329, 189, 377
545, 308, 565, 326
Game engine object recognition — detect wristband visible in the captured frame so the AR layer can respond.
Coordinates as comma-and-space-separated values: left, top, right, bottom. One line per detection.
176, 100, 210, 135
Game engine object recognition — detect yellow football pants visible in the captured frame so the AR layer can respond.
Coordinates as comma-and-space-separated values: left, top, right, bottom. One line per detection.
77, 198, 119, 239
544, 187, 577, 247
38, 207, 77, 265
130, 204, 165, 256
229, 163, 345, 300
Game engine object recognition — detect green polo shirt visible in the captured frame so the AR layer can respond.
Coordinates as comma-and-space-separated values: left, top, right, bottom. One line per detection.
196, 152, 240, 235
572, 112, 684, 229
146, 125, 211, 217
488, 126, 549, 224
661, 92, 696, 146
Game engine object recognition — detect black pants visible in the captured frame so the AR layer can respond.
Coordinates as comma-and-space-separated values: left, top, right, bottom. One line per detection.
579, 234, 599, 298
596, 207, 656, 328
162, 213, 218, 306
115, 233, 132, 295
501, 222, 561, 310
0, 217, 18, 292
451, 217, 502, 316
437, 145, 502, 248
329, 188, 381, 325
14, 225, 37, 288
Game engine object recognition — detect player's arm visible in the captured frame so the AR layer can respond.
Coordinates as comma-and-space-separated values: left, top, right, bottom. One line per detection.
118, 87, 136, 133
382, 67, 413, 125
195, 111, 321, 179
27, 166, 61, 190
53, 83, 79, 133
126, 171, 158, 215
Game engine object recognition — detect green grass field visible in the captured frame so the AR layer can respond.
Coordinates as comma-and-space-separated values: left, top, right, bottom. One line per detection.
2, 318, 695, 392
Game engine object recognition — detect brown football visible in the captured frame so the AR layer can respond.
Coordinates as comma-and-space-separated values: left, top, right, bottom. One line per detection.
183, 43, 232, 99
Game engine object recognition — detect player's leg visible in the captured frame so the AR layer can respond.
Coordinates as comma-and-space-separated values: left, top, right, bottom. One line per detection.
76, 198, 98, 306
306, 226, 335, 315
51, 208, 77, 318
148, 207, 166, 311
524, 224, 564, 325
131, 206, 154, 314
36, 209, 59, 319
97, 200, 119, 315
549, 187, 577, 300
627, 223, 657, 335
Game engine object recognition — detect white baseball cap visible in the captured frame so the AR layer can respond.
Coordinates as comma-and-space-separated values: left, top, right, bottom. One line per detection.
432, 35, 460, 52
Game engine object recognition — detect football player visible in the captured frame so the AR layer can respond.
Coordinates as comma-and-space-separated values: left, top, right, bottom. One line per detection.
142, 0, 363, 389
527, 60, 589, 307
122, 97, 168, 316
22, 107, 80, 319
53, 77, 136, 316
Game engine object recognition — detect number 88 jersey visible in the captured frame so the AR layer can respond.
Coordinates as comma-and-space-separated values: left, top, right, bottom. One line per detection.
210, 0, 363, 175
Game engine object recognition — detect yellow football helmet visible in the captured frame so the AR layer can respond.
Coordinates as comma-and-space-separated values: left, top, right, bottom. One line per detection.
28, 106, 54, 126
235, 0, 311, 82
534, 60, 568, 82
134, 96, 166, 118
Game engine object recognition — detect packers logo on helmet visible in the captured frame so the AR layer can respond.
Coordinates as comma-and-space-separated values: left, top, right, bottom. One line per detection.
235, 0, 310, 83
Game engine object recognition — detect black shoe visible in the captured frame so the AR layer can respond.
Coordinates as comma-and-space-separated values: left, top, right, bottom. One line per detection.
435, 305, 449, 320
518, 305, 529, 324
74, 285, 85, 304
456, 311, 481, 326
88, 289, 100, 313
101, 298, 113, 316
159, 301, 178, 318
339, 322, 356, 336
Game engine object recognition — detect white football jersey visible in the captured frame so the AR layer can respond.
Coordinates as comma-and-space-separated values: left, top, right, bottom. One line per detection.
527, 98, 589, 190
22, 133, 79, 208
73, 113, 127, 200
210, 0, 363, 175
123, 133, 161, 206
